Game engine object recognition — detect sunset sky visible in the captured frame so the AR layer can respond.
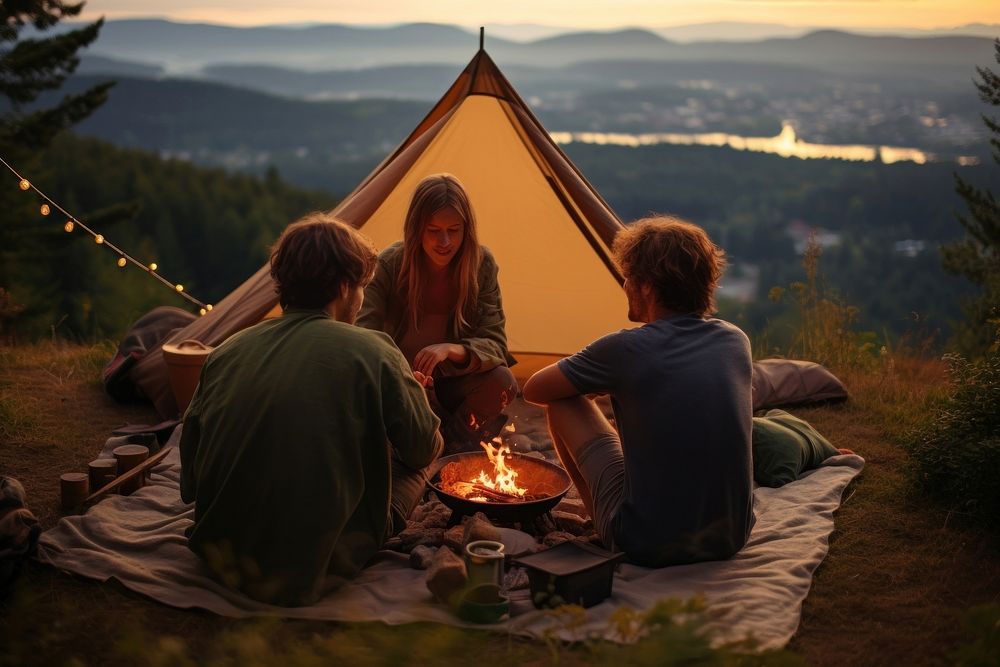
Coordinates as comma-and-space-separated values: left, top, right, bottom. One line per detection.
80, 0, 1000, 31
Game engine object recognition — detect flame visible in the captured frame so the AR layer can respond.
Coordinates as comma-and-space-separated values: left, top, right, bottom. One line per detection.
439, 440, 529, 501
472, 441, 527, 498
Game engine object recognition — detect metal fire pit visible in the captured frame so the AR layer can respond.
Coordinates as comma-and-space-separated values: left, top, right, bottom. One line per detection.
428, 452, 571, 525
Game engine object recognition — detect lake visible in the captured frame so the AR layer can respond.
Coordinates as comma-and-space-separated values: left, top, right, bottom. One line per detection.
550, 122, 975, 165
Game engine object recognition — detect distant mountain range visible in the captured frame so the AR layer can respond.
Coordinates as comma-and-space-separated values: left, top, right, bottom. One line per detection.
677, 22, 987, 42
27, 18, 990, 173
47, 19, 995, 78
61, 19, 1000, 48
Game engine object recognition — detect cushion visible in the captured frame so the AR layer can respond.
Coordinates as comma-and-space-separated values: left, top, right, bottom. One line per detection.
751, 359, 848, 412
752, 409, 840, 487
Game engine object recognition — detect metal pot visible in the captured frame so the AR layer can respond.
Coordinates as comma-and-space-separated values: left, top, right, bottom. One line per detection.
427, 452, 571, 525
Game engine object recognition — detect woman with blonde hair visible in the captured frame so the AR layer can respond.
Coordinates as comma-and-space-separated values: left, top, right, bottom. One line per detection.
357, 173, 517, 452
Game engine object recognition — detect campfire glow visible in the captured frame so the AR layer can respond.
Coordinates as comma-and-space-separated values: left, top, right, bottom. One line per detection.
440, 438, 529, 503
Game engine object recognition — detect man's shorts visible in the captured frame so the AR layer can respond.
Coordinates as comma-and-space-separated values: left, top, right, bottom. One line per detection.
573, 431, 626, 550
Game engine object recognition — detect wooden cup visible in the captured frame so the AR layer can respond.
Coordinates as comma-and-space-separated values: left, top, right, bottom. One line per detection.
60, 472, 89, 510
88, 459, 118, 492
113, 444, 149, 495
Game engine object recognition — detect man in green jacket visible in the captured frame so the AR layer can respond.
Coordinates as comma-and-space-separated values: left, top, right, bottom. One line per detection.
180, 214, 442, 606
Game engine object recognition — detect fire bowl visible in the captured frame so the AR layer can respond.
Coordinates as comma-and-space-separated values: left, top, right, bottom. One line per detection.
427, 452, 571, 525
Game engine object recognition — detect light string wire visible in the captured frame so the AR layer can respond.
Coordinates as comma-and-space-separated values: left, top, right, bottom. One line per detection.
0, 154, 212, 315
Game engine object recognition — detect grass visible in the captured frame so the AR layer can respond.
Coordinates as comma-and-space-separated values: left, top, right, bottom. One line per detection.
752, 240, 1000, 663
786, 360, 1000, 665
1, 340, 998, 666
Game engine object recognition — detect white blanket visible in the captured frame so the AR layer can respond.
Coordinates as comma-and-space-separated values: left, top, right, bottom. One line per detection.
37, 429, 863, 649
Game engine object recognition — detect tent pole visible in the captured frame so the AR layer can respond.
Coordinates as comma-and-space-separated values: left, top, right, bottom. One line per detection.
479, 26, 484, 50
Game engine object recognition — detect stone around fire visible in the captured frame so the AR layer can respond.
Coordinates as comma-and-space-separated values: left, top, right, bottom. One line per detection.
426, 546, 468, 603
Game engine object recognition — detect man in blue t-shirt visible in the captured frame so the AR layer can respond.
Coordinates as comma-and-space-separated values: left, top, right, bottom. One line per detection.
523, 217, 754, 566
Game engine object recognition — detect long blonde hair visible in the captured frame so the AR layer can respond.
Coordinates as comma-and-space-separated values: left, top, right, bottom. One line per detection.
398, 173, 481, 333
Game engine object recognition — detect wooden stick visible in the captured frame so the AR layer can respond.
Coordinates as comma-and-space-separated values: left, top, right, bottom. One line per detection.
468, 484, 518, 503
469, 484, 540, 503
82, 445, 173, 506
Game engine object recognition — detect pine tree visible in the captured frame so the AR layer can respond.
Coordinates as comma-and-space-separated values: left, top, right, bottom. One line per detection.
0, 1, 113, 150
942, 39, 1000, 354
0, 1, 115, 337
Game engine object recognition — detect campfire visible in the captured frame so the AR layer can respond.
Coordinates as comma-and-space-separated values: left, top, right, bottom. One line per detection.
430, 423, 571, 524
439, 438, 537, 503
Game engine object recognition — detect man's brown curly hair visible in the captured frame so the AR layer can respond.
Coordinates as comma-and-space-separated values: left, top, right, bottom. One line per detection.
270, 213, 377, 310
612, 216, 726, 318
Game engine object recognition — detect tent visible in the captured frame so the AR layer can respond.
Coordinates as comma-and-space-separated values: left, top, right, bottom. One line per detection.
133, 46, 634, 418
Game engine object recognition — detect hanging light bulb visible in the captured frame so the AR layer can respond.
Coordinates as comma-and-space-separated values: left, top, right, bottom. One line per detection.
149, 262, 158, 272
117, 257, 127, 268
18, 179, 29, 191
94, 234, 104, 244
63, 221, 74, 233
40, 203, 50, 216
175, 284, 184, 292
206, 304, 213, 312
199, 308, 207, 316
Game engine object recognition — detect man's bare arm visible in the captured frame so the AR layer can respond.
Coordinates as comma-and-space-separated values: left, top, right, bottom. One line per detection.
522, 363, 580, 405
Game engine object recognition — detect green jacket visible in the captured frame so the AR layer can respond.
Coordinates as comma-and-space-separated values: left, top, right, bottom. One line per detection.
180, 310, 442, 606
356, 242, 516, 377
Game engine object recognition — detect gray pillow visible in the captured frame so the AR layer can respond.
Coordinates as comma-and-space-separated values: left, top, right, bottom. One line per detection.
752, 359, 848, 412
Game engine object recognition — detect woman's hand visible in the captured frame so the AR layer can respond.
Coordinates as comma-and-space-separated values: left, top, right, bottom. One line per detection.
413, 343, 468, 377
413, 370, 434, 388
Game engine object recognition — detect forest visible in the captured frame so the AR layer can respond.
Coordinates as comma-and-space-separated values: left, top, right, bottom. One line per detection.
1, 134, 335, 341
564, 141, 982, 344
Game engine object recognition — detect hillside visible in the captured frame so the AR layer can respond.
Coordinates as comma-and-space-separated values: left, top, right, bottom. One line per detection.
1, 342, 997, 665
48, 76, 426, 156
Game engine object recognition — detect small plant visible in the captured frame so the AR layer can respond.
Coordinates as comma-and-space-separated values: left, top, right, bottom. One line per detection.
762, 234, 879, 370
905, 346, 1000, 529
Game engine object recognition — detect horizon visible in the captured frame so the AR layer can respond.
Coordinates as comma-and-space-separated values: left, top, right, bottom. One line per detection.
77, 1, 1000, 32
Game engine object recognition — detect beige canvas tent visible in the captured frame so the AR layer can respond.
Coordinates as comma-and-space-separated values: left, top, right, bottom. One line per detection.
134, 46, 633, 418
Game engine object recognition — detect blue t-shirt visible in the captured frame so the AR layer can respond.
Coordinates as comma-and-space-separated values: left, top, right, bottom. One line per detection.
558, 314, 754, 566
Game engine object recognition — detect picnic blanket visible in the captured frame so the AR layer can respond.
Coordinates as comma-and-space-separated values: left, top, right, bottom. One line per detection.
37, 427, 864, 649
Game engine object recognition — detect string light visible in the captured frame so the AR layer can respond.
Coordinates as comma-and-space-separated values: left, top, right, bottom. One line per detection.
0, 155, 207, 311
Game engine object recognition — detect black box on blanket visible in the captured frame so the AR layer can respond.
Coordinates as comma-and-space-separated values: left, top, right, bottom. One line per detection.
513, 539, 625, 609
